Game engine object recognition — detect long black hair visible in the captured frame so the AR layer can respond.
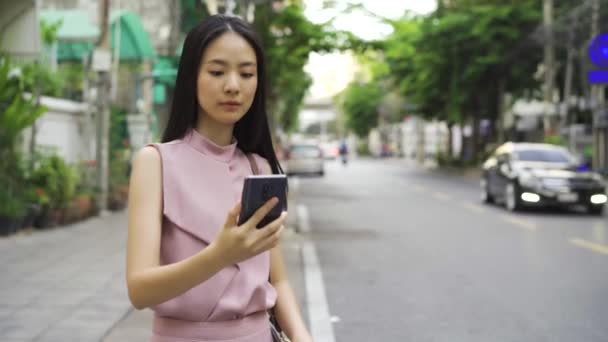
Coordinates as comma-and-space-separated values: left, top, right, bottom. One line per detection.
162, 15, 283, 175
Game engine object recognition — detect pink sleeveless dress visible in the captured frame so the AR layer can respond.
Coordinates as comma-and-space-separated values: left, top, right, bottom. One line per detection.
146, 129, 276, 342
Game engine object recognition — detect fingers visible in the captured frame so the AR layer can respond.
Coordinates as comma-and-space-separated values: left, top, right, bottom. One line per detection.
257, 211, 287, 238
224, 201, 241, 228
257, 224, 285, 252
246, 197, 279, 229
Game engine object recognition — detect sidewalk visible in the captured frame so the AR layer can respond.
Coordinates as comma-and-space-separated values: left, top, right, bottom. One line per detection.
0, 197, 307, 342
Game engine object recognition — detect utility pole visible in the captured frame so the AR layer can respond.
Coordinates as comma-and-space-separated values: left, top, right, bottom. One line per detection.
591, 0, 600, 106
563, 15, 577, 129
542, 0, 555, 137
93, 0, 111, 215
590, 0, 604, 171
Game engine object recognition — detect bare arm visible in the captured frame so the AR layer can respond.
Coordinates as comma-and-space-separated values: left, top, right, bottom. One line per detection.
126, 146, 227, 309
126, 147, 287, 310
271, 245, 313, 342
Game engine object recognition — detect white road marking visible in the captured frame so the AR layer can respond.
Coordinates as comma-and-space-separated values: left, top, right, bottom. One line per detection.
432, 191, 451, 201
461, 202, 487, 214
413, 185, 426, 192
302, 227, 336, 342
290, 176, 300, 191
501, 215, 537, 230
570, 238, 608, 255
296, 205, 310, 233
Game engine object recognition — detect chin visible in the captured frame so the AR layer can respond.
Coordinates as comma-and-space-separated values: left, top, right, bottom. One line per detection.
215, 112, 247, 126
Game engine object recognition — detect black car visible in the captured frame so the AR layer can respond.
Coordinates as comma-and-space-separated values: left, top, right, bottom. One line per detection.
481, 142, 607, 215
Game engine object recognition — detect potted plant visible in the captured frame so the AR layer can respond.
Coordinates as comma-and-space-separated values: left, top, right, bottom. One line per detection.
30, 153, 78, 227
73, 161, 98, 220
0, 187, 26, 236
20, 186, 46, 229
108, 148, 131, 211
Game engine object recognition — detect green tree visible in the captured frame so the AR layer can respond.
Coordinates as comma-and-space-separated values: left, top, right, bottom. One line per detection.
338, 80, 382, 137
247, 1, 372, 133
383, 1, 542, 162
251, 3, 353, 132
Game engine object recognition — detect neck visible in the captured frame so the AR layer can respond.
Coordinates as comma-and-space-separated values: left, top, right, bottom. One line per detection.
195, 115, 234, 146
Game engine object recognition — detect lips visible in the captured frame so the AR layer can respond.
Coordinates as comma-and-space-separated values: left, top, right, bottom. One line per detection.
219, 101, 241, 111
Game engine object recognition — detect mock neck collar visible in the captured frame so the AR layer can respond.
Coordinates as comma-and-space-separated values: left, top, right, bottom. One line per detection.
184, 129, 238, 162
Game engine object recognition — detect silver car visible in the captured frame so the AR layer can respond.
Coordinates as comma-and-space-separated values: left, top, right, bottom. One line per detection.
285, 144, 324, 176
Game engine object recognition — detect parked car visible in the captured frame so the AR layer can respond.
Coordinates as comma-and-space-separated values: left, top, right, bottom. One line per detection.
481, 142, 607, 215
285, 143, 324, 176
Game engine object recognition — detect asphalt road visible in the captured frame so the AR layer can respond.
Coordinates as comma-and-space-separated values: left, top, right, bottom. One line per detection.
294, 158, 608, 342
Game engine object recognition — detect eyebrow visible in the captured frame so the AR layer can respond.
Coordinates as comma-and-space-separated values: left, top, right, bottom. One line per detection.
206, 59, 256, 67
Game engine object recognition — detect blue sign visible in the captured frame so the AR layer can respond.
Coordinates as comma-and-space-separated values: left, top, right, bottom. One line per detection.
588, 34, 608, 83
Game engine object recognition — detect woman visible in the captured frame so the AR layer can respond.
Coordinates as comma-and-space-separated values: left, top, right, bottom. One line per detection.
126, 14, 313, 342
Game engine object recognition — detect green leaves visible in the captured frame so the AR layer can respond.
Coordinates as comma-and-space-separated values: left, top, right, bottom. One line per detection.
250, 2, 373, 133
30, 154, 79, 210
338, 81, 382, 137
382, 0, 542, 124
0, 57, 49, 218
0, 57, 48, 149
0, 94, 47, 147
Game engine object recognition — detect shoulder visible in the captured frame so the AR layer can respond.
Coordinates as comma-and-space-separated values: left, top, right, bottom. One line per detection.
129, 147, 163, 199
132, 145, 162, 171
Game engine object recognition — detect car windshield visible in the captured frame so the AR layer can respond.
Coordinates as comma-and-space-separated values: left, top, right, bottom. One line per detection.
291, 145, 320, 158
514, 149, 573, 163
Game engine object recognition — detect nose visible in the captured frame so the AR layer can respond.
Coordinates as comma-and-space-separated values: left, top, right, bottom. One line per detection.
224, 72, 240, 95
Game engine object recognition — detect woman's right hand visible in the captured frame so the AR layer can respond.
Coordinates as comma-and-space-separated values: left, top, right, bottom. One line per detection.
211, 197, 287, 267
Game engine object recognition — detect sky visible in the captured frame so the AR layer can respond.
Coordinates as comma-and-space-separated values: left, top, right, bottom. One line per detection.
304, 0, 437, 41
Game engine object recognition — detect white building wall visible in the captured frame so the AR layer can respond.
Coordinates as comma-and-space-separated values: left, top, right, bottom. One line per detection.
23, 96, 92, 164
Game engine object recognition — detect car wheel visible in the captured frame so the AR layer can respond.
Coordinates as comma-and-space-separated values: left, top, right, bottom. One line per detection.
587, 205, 605, 216
480, 177, 493, 204
505, 182, 521, 212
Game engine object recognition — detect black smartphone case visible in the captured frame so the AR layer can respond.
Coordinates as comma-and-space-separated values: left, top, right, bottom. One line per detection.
238, 175, 288, 228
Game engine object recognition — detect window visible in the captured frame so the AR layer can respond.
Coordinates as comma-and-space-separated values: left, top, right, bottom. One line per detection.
514, 149, 573, 163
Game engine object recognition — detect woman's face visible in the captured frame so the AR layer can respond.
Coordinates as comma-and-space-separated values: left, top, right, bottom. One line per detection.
196, 31, 258, 126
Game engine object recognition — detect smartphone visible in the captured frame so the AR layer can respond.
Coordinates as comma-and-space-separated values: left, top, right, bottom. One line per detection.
238, 174, 288, 228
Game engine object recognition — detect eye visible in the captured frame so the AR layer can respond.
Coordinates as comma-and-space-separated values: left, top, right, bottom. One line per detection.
241, 73, 255, 78
209, 71, 224, 77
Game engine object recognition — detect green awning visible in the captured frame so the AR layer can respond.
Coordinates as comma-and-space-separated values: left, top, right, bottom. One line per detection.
110, 11, 156, 61
153, 56, 177, 85
39, 10, 156, 62
40, 10, 98, 61
152, 56, 178, 104
40, 10, 99, 41
56, 41, 94, 61
154, 84, 166, 104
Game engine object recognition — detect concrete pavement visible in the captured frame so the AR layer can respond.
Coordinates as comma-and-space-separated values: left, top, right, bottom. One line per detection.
0, 197, 308, 342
